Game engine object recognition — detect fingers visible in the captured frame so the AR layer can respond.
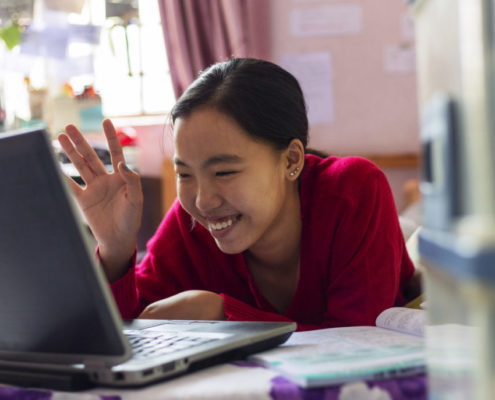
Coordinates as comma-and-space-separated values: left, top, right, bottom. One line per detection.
58, 132, 104, 185
118, 161, 143, 206
102, 119, 126, 172
64, 125, 108, 176
60, 123, 108, 181
59, 120, 134, 190
62, 173, 84, 196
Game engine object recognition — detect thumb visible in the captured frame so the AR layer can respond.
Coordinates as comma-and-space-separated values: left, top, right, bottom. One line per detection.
118, 161, 142, 204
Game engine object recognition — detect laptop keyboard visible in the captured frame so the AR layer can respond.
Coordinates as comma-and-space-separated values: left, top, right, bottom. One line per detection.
125, 331, 221, 360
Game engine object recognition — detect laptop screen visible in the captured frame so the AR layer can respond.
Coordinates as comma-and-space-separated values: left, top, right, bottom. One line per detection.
0, 128, 129, 365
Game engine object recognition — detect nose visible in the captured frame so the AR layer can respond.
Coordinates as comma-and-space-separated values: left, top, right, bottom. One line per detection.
195, 179, 222, 212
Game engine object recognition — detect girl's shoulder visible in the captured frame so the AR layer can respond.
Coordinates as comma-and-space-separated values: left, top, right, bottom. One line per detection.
303, 154, 384, 189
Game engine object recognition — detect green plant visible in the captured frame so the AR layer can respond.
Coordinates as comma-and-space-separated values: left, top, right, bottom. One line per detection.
0, 21, 22, 50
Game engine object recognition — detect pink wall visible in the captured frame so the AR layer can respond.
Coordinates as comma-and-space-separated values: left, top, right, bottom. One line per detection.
268, 0, 420, 156
267, 0, 421, 210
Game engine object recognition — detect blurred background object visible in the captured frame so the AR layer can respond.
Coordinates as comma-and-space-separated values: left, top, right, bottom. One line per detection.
413, 0, 495, 398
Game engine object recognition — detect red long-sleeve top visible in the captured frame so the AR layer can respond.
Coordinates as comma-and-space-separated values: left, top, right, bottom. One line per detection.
110, 155, 414, 331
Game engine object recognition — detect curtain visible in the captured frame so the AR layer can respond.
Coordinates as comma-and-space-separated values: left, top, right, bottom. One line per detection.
157, 0, 269, 99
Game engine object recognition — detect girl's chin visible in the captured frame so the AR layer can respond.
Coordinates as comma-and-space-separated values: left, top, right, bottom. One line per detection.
213, 237, 250, 255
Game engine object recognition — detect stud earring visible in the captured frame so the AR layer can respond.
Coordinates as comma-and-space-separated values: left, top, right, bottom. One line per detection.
289, 167, 300, 177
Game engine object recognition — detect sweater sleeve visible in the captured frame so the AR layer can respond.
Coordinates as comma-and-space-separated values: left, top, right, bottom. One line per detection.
109, 265, 141, 319
220, 294, 355, 332
108, 200, 204, 319
221, 294, 293, 323
95, 248, 140, 319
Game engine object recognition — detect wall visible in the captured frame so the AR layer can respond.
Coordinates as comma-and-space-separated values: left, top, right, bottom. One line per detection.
268, 0, 421, 210
269, 0, 419, 155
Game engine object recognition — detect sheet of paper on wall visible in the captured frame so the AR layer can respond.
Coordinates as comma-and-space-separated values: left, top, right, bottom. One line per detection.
280, 52, 335, 126
401, 12, 416, 42
20, 26, 69, 59
384, 45, 416, 73
290, 5, 363, 37
19, 3, 100, 60
68, 24, 101, 45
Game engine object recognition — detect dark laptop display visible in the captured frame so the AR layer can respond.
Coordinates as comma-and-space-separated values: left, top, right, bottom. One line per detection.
0, 126, 130, 363
0, 127, 295, 390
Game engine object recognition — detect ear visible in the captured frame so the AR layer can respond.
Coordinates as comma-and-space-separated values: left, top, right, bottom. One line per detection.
284, 139, 305, 180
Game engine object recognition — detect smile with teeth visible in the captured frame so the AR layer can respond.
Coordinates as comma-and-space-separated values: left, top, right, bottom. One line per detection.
208, 215, 240, 231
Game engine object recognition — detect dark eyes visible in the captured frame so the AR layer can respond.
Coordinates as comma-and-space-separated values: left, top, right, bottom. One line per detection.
215, 171, 237, 177
176, 171, 238, 179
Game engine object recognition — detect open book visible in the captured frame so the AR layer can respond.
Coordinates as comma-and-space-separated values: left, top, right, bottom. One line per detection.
248, 307, 425, 388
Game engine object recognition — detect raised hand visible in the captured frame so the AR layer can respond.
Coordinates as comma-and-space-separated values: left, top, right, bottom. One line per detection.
58, 119, 143, 281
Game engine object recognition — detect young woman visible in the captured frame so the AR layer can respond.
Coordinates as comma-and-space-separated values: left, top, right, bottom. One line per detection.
59, 58, 414, 331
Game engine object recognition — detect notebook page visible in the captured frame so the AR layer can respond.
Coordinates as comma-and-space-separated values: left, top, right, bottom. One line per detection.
375, 307, 425, 337
249, 325, 425, 387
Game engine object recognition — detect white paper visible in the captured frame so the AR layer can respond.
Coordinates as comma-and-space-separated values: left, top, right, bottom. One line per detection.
384, 45, 416, 73
290, 5, 363, 37
19, 22, 100, 60
401, 12, 416, 42
249, 325, 424, 387
69, 24, 101, 44
283, 326, 423, 354
20, 26, 69, 59
375, 307, 425, 337
251, 326, 422, 365
280, 52, 335, 125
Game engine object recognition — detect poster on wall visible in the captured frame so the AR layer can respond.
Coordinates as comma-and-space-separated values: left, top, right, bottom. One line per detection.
290, 5, 362, 37
401, 12, 415, 42
384, 45, 416, 73
279, 51, 335, 126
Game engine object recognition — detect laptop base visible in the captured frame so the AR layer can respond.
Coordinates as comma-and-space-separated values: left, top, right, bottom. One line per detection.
0, 366, 94, 391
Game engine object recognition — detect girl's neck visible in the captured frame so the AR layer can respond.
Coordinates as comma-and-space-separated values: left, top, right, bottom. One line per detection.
245, 188, 302, 272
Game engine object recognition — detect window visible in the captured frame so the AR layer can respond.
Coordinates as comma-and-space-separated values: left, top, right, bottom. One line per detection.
69, 0, 175, 116
0, 0, 175, 130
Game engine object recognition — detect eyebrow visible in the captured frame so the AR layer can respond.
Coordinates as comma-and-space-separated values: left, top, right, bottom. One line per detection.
174, 154, 244, 168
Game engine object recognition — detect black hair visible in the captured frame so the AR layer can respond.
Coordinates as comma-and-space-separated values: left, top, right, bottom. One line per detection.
171, 58, 308, 150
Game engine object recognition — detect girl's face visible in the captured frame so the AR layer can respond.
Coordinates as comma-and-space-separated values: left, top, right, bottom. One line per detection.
173, 108, 295, 255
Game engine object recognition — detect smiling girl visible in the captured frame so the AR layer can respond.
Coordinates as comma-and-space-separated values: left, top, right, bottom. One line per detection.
59, 58, 414, 331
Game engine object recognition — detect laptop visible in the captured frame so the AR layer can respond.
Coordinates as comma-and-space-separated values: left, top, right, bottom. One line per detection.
0, 127, 296, 390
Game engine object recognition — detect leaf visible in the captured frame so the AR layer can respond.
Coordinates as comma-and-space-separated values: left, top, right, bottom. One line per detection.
0, 23, 23, 51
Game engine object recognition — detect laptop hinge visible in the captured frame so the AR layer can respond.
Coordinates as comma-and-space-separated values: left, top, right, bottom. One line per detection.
83, 359, 110, 371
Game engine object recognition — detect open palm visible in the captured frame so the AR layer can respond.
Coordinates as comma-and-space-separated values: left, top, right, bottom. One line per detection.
58, 119, 143, 280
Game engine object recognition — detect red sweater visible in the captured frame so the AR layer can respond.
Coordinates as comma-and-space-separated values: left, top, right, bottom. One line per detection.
110, 155, 414, 331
